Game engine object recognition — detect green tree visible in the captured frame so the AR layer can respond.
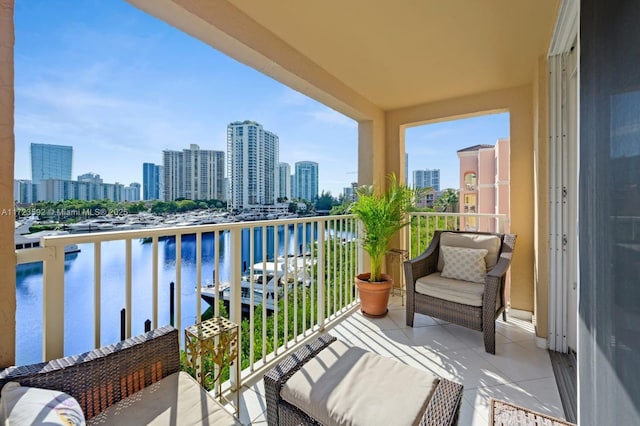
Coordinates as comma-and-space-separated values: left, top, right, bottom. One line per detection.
126, 202, 148, 214
435, 188, 459, 212
314, 191, 336, 211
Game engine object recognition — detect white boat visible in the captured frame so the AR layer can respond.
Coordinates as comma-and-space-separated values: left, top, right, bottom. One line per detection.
200, 271, 286, 312
200, 256, 313, 312
67, 219, 115, 232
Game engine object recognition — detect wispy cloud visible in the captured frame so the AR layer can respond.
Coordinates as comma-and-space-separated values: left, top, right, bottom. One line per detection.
306, 108, 357, 128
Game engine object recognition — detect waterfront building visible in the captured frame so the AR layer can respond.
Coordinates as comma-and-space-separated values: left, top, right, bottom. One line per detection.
343, 184, 356, 202
77, 172, 103, 184
30, 143, 73, 183
35, 178, 129, 203
162, 144, 225, 202
143, 163, 162, 200
294, 161, 318, 202
457, 138, 510, 232
290, 174, 295, 200
13, 179, 37, 204
124, 183, 141, 201
278, 162, 291, 200
227, 120, 279, 210
412, 168, 440, 192
37, 179, 69, 202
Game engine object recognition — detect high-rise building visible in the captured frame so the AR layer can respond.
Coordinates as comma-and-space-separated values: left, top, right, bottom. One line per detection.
13, 180, 37, 204
343, 184, 357, 202
77, 172, 103, 184
162, 144, 225, 201
412, 168, 440, 192
163, 150, 181, 202
227, 121, 279, 210
30, 143, 73, 183
278, 162, 291, 201
36, 178, 128, 203
125, 183, 141, 201
143, 163, 162, 200
294, 161, 319, 202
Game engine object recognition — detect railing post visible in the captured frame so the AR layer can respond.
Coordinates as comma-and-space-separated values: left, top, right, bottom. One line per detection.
317, 219, 325, 331
356, 220, 364, 279
229, 227, 242, 391
120, 308, 126, 341
151, 236, 158, 329
169, 281, 175, 327
93, 241, 101, 349
42, 244, 65, 361
126, 238, 132, 338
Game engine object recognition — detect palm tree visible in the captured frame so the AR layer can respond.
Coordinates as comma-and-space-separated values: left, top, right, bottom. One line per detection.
435, 188, 459, 212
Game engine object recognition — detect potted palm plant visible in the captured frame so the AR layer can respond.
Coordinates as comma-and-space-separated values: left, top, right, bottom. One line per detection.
350, 173, 416, 317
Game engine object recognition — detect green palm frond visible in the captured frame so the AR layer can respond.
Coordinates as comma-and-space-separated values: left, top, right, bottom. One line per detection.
350, 173, 415, 282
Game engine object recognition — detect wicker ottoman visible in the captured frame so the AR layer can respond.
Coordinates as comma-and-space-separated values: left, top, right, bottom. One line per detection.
264, 335, 463, 426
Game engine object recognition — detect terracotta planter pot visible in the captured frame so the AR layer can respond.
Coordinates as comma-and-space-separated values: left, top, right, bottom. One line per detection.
355, 272, 393, 318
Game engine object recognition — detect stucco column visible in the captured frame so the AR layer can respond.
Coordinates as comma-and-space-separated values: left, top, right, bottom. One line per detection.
533, 55, 550, 340
358, 117, 386, 189
357, 117, 386, 273
0, 0, 15, 368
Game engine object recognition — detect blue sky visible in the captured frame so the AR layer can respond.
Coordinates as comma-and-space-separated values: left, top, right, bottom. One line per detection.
14, 0, 509, 197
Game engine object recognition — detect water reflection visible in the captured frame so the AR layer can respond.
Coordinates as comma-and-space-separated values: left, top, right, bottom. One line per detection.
15, 223, 318, 365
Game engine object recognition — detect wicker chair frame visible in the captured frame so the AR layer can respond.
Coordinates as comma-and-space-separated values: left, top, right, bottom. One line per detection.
404, 230, 517, 354
0, 326, 180, 420
263, 334, 463, 426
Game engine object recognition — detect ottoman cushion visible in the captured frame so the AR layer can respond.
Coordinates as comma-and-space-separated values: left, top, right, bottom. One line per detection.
280, 340, 439, 426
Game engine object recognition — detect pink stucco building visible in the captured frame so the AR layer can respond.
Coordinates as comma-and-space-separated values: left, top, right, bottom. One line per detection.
457, 138, 510, 232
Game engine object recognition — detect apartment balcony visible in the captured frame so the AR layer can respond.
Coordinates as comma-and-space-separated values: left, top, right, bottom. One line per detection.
12, 213, 568, 425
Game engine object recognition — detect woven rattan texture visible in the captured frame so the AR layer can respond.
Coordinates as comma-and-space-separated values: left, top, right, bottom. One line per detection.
264, 334, 337, 426
491, 399, 575, 426
422, 378, 463, 426
0, 326, 180, 420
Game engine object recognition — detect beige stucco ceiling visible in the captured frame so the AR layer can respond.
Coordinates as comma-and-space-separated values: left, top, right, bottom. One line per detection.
228, 0, 560, 111
128, 0, 560, 115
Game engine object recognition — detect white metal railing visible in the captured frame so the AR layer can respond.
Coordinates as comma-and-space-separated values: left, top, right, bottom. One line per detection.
14, 214, 359, 391
407, 212, 508, 257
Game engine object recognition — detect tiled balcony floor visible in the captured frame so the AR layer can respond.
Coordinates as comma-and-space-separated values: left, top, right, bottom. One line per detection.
230, 295, 565, 425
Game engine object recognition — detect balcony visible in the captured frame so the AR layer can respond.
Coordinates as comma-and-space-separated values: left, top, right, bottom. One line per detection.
13, 212, 567, 425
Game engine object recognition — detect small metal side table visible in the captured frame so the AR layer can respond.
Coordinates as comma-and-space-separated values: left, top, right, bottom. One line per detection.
387, 248, 409, 305
184, 317, 240, 415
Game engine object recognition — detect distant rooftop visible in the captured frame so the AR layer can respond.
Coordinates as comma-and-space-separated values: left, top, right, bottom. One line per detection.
229, 120, 262, 126
456, 144, 494, 153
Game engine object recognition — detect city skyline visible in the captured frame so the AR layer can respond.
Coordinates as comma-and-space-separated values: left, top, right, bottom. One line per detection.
13, 1, 509, 197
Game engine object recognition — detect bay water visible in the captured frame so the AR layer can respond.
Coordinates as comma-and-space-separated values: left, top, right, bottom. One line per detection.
15, 223, 317, 365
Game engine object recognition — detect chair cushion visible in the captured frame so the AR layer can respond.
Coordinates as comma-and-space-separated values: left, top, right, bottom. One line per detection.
437, 232, 501, 271
280, 339, 439, 426
415, 272, 485, 306
0, 382, 85, 425
86, 372, 240, 426
440, 245, 488, 283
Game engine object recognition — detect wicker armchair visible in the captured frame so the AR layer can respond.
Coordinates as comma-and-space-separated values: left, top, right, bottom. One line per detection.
0, 326, 180, 419
404, 230, 516, 354
0, 326, 241, 425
